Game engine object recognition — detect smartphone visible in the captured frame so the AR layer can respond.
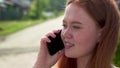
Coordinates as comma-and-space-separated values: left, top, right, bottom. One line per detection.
46, 30, 64, 56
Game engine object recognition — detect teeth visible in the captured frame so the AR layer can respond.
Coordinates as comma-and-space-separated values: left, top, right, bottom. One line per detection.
65, 42, 73, 46
64, 42, 74, 49
66, 43, 70, 45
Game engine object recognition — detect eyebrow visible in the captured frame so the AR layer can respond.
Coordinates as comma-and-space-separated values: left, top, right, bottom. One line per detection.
63, 20, 82, 25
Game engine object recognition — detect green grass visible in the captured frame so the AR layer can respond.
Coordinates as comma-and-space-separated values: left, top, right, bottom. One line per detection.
0, 20, 43, 36
0, 13, 64, 36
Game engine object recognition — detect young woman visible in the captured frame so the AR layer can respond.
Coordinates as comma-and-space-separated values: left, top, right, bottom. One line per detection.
33, 0, 120, 68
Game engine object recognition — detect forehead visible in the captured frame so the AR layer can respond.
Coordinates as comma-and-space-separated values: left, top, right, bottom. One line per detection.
64, 3, 89, 22
63, 3, 96, 25
64, 3, 84, 19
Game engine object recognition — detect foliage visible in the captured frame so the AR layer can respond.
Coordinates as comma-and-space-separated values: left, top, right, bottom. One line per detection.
0, 0, 66, 20
44, 0, 66, 12
113, 35, 120, 67
28, 0, 38, 19
27, 0, 66, 20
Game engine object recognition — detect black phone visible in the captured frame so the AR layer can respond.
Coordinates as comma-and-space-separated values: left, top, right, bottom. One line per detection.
46, 30, 64, 55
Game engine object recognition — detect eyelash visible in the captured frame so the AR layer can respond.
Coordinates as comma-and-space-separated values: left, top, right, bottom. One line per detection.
62, 24, 67, 29
62, 24, 81, 29
72, 26, 81, 29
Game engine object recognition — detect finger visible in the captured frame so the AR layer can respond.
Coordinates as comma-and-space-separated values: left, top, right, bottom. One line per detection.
56, 50, 64, 57
46, 50, 64, 67
53, 29, 61, 34
40, 37, 51, 44
40, 37, 51, 54
46, 33, 56, 38
51, 50, 64, 62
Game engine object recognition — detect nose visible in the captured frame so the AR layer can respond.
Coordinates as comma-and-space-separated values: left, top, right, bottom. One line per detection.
61, 29, 72, 39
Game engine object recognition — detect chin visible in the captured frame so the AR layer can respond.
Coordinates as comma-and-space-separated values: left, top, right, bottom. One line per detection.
65, 52, 78, 58
65, 52, 85, 59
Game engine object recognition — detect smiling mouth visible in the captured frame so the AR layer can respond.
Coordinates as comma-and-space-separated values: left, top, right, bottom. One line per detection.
64, 42, 74, 49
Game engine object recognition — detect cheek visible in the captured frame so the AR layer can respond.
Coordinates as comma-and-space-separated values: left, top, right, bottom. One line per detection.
73, 30, 98, 57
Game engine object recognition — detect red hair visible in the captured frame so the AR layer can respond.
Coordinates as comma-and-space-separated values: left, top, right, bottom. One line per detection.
57, 0, 120, 68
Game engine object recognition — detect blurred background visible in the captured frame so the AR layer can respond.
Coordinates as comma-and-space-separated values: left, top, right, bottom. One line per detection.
0, 0, 119, 68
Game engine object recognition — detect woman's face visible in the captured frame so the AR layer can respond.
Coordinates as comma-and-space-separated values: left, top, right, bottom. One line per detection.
61, 3, 101, 58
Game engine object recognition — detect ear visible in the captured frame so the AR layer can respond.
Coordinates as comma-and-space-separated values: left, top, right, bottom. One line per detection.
97, 28, 103, 42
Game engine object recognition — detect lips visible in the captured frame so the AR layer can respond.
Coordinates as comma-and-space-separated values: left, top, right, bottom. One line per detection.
64, 42, 74, 49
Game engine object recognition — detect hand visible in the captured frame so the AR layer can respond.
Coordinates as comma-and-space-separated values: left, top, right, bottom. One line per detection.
33, 30, 64, 68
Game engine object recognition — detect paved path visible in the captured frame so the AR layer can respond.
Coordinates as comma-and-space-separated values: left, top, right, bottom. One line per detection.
0, 16, 63, 68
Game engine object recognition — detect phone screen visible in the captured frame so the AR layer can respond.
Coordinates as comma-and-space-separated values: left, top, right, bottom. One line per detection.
46, 30, 64, 55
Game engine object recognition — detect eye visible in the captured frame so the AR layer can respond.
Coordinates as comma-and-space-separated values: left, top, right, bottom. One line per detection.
62, 24, 67, 29
72, 25, 81, 29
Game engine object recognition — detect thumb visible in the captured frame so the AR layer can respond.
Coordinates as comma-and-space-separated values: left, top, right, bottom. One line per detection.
51, 50, 64, 62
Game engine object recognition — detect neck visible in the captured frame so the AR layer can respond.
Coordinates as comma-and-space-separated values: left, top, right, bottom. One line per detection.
77, 54, 92, 68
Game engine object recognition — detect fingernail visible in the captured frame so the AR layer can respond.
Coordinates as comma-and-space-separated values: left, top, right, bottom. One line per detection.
58, 51, 61, 53
48, 39, 51, 43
